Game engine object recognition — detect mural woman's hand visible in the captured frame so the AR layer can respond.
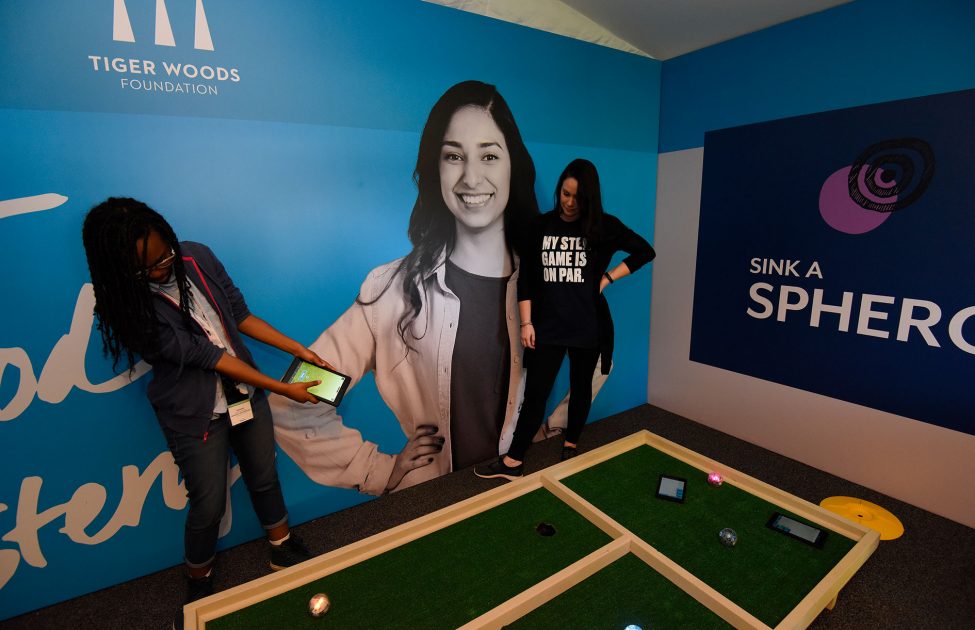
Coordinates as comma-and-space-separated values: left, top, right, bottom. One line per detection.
385, 424, 444, 492
520, 323, 535, 349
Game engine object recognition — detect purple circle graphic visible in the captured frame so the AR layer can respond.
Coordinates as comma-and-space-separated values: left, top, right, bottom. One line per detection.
819, 166, 893, 234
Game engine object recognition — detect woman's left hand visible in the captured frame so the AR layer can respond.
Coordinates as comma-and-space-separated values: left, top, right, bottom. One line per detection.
599, 275, 611, 293
295, 346, 335, 370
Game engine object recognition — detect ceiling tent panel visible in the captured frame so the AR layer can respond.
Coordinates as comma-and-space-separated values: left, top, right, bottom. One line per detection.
423, 0, 652, 57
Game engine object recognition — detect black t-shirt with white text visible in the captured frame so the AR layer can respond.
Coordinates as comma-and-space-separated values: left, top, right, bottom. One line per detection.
529, 213, 600, 348
517, 209, 656, 371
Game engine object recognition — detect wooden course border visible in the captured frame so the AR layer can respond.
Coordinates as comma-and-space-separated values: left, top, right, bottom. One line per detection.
184, 430, 879, 629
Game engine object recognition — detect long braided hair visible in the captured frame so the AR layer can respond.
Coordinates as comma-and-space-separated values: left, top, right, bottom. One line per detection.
361, 80, 538, 347
81, 197, 194, 371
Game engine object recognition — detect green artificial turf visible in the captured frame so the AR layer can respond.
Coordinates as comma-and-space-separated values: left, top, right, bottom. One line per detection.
506, 552, 734, 629
209, 488, 612, 629
561, 446, 857, 627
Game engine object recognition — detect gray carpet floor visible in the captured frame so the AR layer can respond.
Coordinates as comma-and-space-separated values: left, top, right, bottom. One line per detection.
3, 404, 973, 629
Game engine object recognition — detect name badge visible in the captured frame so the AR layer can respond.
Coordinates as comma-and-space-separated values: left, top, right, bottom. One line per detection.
228, 399, 254, 425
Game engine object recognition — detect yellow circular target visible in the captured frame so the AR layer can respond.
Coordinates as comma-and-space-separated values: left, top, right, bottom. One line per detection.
820, 496, 904, 540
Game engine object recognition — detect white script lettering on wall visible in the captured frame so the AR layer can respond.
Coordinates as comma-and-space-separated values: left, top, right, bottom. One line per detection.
0, 455, 242, 589
0, 193, 68, 220
0, 193, 242, 593
0, 284, 150, 422
0, 451, 242, 590
0, 193, 138, 422
2, 453, 184, 574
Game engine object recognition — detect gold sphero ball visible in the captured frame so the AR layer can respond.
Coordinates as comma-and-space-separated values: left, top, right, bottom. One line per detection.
308, 593, 330, 617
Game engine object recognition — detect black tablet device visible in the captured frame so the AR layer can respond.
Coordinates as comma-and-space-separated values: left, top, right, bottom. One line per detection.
656, 475, 687, 503
766, 511, 827, 547
282, 358, 350, 406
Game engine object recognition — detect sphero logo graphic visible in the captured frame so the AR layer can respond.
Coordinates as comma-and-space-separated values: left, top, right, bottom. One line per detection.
693, 89, 975, 435
818, 138, 935, 234
88, 0, 241, 97
747, 136, 974, 357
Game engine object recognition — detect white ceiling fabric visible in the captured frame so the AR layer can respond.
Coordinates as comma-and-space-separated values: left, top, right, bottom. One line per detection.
423, 0, 651, 57
424, 0, 852, 60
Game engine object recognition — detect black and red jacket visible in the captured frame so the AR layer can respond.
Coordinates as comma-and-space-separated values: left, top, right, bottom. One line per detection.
144, 241, 266, 437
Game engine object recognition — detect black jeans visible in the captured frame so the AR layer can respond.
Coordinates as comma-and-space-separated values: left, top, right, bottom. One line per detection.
507, 344, 601, 461
162, 393, 287, 567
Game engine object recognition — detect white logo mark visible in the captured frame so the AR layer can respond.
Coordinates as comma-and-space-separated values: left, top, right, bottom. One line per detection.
113, 0, 214, 51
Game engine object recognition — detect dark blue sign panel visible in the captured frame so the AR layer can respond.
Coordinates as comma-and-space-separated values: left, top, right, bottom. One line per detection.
691, 89, 975, 436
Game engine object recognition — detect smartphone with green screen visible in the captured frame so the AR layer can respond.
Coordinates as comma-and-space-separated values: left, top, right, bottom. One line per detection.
281, 358, 350, 406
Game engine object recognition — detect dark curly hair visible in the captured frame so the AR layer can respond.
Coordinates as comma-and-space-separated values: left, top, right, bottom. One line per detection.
81, 197, 193, 371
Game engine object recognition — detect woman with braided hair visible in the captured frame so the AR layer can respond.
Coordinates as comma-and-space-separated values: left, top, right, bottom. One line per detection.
81, 197, 327, 627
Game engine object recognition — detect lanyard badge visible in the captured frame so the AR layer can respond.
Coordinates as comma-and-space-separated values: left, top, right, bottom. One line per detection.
221, 376, 253, 425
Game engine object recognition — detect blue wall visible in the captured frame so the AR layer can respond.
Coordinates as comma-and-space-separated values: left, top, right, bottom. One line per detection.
660, 0, 975, 152
0, 0, 660, 619
655, 0, 975, 489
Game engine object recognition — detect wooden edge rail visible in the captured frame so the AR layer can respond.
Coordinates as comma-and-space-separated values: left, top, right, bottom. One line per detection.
185, 429, 878, 629
186, 477, 547, 628
545, 463, 768, 629
458, 538, 631, 629
774, 528, 880, 629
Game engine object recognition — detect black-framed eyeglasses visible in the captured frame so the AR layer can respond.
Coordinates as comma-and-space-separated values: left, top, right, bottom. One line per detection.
136, 248, 176, 279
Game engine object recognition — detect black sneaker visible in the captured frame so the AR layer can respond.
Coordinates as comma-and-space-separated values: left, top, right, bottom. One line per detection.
270, 532, 312, 571
560, 445, 578, 461
174, 574, 213, 630
474, 457, 524, 481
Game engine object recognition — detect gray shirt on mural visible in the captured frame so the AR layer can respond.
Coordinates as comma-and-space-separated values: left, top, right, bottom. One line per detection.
444, 259, 511, 470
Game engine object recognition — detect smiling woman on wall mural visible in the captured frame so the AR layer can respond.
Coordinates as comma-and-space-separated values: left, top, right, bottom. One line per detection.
271, 80, 607, 494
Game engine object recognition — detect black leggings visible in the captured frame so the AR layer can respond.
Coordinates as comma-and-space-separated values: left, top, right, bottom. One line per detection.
507, 344, 600, 461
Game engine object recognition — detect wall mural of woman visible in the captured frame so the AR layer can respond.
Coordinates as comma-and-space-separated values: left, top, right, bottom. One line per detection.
270, 80, 607, 494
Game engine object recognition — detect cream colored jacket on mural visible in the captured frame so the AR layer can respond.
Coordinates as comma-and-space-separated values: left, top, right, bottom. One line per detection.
270, 253, 607, 495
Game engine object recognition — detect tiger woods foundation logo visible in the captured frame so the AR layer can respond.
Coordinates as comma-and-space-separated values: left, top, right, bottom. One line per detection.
88, 0, 241, 96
